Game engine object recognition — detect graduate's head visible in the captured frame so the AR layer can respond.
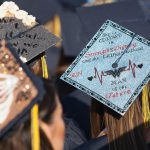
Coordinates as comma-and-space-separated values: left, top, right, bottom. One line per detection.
0, 41, 64, 150
0, 79, 65, 150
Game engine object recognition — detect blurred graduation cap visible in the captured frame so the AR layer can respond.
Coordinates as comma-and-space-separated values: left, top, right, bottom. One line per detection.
61, 19, 150, 117
0, 40, 45, 137
60, 1, 150, 57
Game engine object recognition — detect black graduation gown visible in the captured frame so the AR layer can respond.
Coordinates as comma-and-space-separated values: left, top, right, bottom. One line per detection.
64, 118, 87, 150
73, 136, 108, 150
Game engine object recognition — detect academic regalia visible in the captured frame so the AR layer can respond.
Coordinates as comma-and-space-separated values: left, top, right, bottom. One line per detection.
64, 117, 87, 150
59, 0, 150, 57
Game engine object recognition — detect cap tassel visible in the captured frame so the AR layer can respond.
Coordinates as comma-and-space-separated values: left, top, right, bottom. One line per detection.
31, 104, 40, 150
142, 84, 150, 127
31, 56, 48, 150
41, 55, 48, 79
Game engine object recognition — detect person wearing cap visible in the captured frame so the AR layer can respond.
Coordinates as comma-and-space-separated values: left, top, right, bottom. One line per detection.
0, 40, 65, 150
59, 3, 150, 147
0, 78, 65, 150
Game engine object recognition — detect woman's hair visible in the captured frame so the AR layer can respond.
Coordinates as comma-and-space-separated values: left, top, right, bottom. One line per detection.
0, 78, 58, 150
90, 94, 149, 150
39, 78, 57, 124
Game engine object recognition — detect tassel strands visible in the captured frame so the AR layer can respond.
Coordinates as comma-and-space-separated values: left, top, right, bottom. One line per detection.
31, 104, 40, 150
31, 55, 49, 150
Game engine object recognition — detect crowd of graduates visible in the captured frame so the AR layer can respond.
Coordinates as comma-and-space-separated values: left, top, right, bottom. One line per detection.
1, 0, 150, 150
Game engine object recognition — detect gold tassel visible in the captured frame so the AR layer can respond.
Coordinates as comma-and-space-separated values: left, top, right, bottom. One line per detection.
41, 55, 49, 79
31, 104, 40, 150
31, 56, 49, 150
142, 84, 150, 127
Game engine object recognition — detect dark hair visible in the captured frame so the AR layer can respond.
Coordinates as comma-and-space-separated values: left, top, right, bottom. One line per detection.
39, 78, 57, 124
90, 95, 148, 150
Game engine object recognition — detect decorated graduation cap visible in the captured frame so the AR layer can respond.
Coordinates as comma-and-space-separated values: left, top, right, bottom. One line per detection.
0, 40, 45, 137
0, 1, 60, 63
60, 1, 150, 57
60, 19, 150, 121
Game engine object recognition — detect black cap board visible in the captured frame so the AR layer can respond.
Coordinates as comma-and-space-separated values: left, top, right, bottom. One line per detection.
60, 1, 149, 57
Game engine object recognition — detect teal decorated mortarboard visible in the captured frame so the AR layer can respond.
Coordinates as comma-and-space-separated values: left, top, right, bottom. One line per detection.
60, 20, 150, 115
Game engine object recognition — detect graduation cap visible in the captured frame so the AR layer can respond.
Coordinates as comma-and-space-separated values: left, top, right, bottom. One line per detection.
60, 1, 149, 57
0, 40, 45, 137
61, 19, 150, 116
0, 1, 60, 63
10, 25, 60, 63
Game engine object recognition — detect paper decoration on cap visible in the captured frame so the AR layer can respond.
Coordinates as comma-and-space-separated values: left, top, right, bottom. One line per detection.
0, 41, 44, 137
61, 20, 150, 115
10, 25, 60, 62
0, 1, 37, 40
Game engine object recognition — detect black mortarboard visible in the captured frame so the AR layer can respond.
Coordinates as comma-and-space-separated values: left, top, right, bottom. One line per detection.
10, 25, 60, 63
60, 1, 148, 57
0, 1, 60, 63
0, 40, 45, 137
